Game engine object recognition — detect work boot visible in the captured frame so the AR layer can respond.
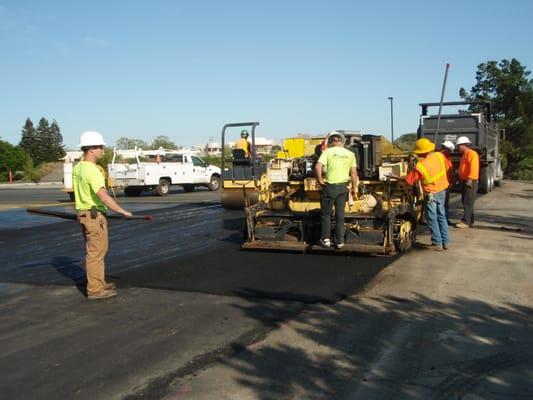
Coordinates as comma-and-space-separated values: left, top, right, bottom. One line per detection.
455, 222, 470, 229
87, 289, 118, 300
443, 243, 450, 250
318, 238, 331, 248
429, 244, 443, 251
104, 282, 116, 290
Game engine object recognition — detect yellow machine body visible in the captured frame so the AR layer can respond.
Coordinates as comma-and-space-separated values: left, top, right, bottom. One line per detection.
243, 132, 423, 255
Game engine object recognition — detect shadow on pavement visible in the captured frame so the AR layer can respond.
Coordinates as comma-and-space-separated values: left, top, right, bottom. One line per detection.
161, 295, 533, 400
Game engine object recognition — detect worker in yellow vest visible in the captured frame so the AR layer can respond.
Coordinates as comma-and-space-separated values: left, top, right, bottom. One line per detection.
392, 138, 451, 250
73, 131, 132, 300
233, 130, 252, 158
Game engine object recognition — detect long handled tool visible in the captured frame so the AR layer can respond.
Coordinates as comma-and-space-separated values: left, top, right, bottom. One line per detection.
433, 63, 450, 144
27, 208, 154, 221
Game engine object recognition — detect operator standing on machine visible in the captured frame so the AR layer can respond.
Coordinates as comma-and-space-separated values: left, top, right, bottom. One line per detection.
233, 130, 252, 158
315, 131, 358, 249
73, 131, 132, 300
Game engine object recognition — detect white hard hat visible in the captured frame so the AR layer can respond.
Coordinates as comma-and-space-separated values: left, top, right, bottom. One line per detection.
326, 130, 346, 144
455, 136, 472, 146
441, 140, 455, 151
79, 131, 106, 147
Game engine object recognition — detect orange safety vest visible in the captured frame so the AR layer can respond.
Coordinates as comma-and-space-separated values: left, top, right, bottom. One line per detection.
415, 151, 449, 193
458, 147, 480, 181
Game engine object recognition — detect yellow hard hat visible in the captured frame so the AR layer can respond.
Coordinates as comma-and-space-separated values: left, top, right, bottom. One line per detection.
413, 138, 435, 154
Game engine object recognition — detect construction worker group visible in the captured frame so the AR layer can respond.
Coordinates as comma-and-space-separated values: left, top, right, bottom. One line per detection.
390, 135, 479, 250
74, 129, 479, 300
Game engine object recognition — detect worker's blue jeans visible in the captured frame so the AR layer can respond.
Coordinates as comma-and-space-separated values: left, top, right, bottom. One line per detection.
320, 183, 348, 244
425, 190, 449, 246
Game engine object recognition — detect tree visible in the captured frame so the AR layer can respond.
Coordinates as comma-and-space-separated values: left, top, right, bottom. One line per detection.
19, 118, 37, 160
460, 58, 533, 176
0, 140, 30, 181
150, 135, 177, 149
50, 119, 66, 160
115, 137, 149, 150
34, 117, 53, 164
393, 133, 417, 152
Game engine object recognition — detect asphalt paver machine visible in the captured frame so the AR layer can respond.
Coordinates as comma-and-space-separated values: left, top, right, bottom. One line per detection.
242, 131, 423, 255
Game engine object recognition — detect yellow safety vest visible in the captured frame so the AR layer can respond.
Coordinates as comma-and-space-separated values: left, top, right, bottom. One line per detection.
415, 152, 449, 193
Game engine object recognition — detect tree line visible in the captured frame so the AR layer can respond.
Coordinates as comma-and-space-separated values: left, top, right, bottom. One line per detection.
0, 117, 66, 182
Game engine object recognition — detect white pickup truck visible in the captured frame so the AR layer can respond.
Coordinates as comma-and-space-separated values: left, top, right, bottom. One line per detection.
107, 148, 221, 196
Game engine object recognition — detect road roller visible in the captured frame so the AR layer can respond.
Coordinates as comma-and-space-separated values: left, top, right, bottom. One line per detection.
221, 122, 267, 209
242, 131, 424, 255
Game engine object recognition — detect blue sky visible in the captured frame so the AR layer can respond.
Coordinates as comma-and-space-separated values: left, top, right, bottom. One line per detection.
1, 0, 532, 149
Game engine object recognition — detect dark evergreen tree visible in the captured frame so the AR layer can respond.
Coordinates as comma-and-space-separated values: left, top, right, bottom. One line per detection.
50, 119, 66, 159
19, 118, 37, 159
35, 117, 52, 164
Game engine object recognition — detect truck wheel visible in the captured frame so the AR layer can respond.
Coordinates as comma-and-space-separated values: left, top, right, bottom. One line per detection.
124, 187, 142, 197
68, 192, 75, 202
208, 175, 221, 191
479, 167, 490, 194
155, 179, 171, 196
489, 165, 494, 192
183, 184, 195, 192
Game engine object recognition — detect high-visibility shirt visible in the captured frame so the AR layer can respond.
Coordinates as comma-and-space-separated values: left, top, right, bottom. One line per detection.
234, 138, 251, 157
72, 161, 107, 213
458, 147, 479, 181
412, 151, 450, 193
317, 146, 357, 184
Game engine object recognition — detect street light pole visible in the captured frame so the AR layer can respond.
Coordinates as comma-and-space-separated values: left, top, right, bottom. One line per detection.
388, 97, 394, 143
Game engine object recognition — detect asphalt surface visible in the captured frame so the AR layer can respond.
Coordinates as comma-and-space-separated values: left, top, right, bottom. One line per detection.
161, 180, 533, 400
0, 185, 395, 399
3, 182, 530, 400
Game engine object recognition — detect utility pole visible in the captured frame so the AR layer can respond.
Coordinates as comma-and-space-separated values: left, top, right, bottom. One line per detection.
388, 97, 394, 143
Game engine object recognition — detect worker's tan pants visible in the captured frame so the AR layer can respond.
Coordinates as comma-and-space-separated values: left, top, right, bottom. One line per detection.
78, 211, 109, 295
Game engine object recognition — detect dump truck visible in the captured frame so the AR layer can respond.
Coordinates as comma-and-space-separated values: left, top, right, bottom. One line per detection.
242, 131, 423, 255
418, 101, 503, 193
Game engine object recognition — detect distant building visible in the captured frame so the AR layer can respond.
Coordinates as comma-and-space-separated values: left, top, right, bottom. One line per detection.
203, 141, 222, 156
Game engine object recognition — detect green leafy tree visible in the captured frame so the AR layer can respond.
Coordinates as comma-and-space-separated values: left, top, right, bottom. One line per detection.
270, 145, 282, 154
394, 133, 417, 152
459, 58, 533, 176
150, 135, 177, 149
19, 118, 37, 160
115, 137, 149, 150
0, 140, 30, 181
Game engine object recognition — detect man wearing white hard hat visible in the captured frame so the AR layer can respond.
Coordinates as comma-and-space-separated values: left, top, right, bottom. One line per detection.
440, 141, 455, 224
73, 131, 132, 300
455, 136, 479, 228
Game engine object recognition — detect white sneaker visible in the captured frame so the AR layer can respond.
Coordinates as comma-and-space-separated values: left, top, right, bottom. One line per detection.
335, 243, 345, 249
318, 238, 331, 248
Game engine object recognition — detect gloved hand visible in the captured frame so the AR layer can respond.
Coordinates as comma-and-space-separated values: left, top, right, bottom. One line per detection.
466, 179, 473, 188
